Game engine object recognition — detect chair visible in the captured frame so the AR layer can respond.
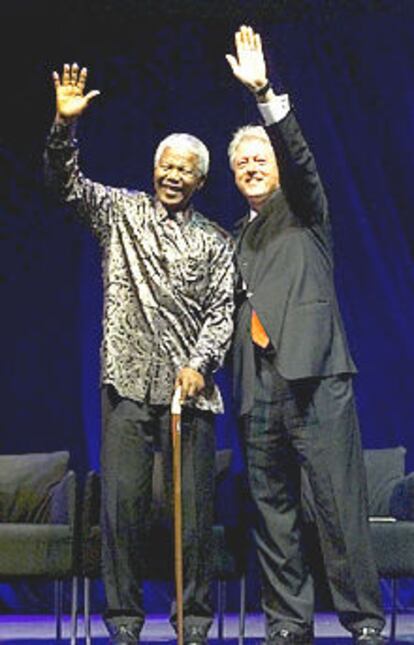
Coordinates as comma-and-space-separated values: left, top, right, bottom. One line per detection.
81, 449, 246, 644
0, 450, 79, 643
364, 447, 414, 643
302, 447, 414, 643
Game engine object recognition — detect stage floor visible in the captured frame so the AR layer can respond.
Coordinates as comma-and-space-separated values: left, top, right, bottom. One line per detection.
0, 613, 413, 643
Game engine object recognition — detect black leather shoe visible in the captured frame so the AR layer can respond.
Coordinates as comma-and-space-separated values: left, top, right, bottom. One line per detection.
353, 627, 387, 644
184, 625, 208, 645
266, 627, 313, 644
106, 623, 140, 645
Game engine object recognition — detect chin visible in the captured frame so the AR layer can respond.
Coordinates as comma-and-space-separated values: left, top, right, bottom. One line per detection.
163, 200, 184, 212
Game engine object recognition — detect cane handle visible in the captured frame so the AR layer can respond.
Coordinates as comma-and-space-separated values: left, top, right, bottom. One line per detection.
171, 386, 182, 416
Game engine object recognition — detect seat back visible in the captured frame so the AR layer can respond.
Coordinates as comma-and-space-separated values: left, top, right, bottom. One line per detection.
363, 447, 406, 517
0, 451, 70, 524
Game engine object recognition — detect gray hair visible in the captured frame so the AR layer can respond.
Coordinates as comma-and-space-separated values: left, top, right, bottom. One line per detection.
154, 133, 210, 177
228, 125, 272, 168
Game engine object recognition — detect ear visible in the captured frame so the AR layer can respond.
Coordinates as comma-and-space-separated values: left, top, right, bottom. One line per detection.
196, 176, 206, 191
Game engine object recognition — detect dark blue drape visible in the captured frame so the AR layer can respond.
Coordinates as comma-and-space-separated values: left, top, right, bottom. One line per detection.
1, 0, 414, 613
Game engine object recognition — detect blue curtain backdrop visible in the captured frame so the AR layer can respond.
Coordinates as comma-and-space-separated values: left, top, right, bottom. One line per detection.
1, 0, 414, 613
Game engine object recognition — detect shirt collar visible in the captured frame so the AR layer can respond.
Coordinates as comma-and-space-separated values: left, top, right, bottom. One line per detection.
155, 198, 194, 225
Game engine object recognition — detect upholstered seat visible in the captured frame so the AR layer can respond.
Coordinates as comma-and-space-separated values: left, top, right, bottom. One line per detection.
0, 451, 78, 643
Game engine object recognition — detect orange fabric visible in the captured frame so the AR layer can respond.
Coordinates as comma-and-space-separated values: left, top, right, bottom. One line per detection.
251, 309, 270, 349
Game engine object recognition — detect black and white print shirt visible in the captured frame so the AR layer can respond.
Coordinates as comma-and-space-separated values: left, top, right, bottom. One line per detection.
44, 121, 235, 413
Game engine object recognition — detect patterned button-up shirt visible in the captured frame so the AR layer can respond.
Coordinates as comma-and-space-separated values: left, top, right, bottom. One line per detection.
44, 121, 235, 413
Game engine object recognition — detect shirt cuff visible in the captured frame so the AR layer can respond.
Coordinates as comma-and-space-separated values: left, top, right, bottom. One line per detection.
187, 355, 210, 376
47, 119, 78, 147
257, 94, 291, 126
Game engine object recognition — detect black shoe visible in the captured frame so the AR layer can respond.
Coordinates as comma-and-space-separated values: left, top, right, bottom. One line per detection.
184, 625, 208, 645
106, 622, 141, 645
266, 627, 313, 644
353, 627, 387, 645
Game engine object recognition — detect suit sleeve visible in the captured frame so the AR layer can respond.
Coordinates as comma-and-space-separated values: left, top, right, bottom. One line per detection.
266, 111, 329, 229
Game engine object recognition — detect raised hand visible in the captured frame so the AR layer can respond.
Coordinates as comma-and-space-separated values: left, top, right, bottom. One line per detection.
53, 63, 100, 121
226, 25, 268, 92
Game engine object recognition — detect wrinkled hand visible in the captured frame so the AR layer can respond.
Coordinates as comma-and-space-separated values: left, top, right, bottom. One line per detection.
225, 25, 268, 92
175, 367, 205, 403
53, 63, 100, 121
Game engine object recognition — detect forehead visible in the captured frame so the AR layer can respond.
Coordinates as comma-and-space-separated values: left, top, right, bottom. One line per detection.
157, 145, 199, 168
234, 136, 274, 159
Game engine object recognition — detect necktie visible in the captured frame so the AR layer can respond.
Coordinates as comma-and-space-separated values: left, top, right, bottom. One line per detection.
251, 309, 270, 349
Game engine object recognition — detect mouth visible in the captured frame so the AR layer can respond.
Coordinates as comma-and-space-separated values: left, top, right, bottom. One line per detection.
160, 185, 183, 200
244, 177, 265, 190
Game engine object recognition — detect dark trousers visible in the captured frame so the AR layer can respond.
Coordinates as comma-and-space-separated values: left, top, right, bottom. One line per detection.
100, 385, 216, 634
240, 349, 385, 638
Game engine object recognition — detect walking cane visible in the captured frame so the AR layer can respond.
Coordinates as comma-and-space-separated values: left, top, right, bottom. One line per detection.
171, 386, 184, 645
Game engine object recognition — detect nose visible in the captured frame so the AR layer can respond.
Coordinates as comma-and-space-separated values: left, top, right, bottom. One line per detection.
245, 160, 258, 174
165, 167, 180, 181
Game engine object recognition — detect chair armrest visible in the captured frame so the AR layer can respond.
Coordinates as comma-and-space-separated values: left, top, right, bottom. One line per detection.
389, 472, 414, 520
50, 470, 77, 527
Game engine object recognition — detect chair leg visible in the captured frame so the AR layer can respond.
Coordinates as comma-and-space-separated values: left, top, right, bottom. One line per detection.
70, 575, 78, 645
84, 576, 92, 645
238, 574, 246, 645
54, 579, 63, 642
390, 578, 398, 643
217, 579, 226, 641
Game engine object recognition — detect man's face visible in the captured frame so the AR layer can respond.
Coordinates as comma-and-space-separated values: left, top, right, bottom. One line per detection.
154, 146, 205, 212
232, 136, 280, 210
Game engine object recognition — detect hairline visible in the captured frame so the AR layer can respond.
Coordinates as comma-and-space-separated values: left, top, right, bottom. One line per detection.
154, 133, 209, 177
228, 125, 273, 169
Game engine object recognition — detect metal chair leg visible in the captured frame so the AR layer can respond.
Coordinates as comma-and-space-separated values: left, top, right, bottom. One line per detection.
84, 576, 92, 645
70, 575, 78, 645
217, 579, 226, 640
54, 579, 63, 642
390, 578, 398, 643
238, 574, 246, 645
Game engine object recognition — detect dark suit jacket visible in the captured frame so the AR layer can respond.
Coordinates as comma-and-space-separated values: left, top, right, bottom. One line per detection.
234, 110, 356, 383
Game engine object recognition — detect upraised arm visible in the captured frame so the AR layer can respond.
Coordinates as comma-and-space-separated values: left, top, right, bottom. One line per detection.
227, 26, 329, 228
45, 63, 127, 243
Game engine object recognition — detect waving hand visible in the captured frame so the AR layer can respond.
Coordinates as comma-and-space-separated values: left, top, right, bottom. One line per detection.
225, 25, 268, 92
53, 63, 100, 121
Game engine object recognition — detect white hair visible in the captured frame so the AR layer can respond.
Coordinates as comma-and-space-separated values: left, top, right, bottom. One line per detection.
154, 133, 210, 177
227, 125, 272, 168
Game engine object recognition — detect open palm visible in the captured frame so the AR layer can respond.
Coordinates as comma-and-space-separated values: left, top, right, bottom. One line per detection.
53, 63, 100, 119
226, 25, 268, 91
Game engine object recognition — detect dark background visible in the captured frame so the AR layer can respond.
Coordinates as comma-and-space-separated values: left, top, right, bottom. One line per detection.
1, 0, 414, 615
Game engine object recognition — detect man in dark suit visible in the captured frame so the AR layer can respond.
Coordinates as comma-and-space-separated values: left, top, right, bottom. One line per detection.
226, 26, 386, 645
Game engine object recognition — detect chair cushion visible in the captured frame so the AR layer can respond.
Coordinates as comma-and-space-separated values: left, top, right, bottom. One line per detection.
0, 452, 69, 523
369, 520, 414, 577
363, 447, 406, 517
0, 523, 73, 577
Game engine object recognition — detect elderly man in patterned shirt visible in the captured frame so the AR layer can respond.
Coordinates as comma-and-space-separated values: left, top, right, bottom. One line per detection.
44, 63, 235, 645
